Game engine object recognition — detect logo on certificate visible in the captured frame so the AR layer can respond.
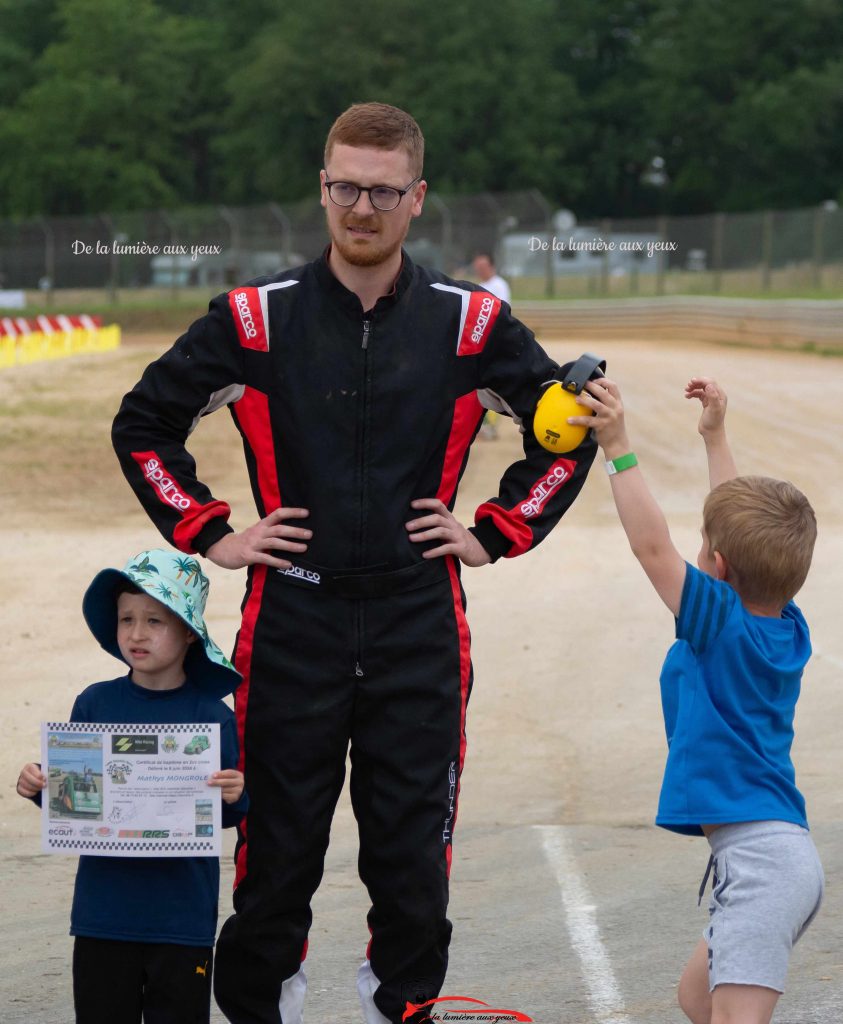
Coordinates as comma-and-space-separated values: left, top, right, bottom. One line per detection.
112, 735, 159, 755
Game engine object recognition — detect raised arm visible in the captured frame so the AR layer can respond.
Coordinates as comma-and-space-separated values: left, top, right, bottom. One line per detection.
570, 379, 685, 615
684, 377, 737, 490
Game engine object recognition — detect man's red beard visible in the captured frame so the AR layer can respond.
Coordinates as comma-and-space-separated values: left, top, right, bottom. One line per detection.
327, 214, 408, 268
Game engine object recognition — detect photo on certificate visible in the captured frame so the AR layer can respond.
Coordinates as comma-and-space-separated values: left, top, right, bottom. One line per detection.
41, 722, 222, 858
46, 730, 104, 821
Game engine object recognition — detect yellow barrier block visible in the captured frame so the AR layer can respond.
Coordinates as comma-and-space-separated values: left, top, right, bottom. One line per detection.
0, 324, 121, 370
18, 333, 49, 364
94, 324, 121, 352
0, 335, 15, 369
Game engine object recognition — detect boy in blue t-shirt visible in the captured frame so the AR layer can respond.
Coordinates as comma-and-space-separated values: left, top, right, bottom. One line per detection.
569, 376, 823, 1024
16, 549, 247, 1024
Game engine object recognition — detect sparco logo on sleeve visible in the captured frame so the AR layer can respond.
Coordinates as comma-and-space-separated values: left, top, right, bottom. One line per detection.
234, 291, 258, 339
520, 459, 574, 519
140, 457, 193, 511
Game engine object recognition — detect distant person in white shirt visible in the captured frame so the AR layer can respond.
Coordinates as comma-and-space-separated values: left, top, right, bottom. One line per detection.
472, 253, 511, 304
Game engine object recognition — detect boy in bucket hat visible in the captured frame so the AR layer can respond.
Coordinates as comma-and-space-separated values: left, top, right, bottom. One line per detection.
16, 549, 247, 1024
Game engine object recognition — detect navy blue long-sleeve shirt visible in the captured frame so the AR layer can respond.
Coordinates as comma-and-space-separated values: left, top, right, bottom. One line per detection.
63, 672, 246, 946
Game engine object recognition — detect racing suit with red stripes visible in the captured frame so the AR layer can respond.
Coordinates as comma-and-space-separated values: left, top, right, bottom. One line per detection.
111, 250, 596, 1024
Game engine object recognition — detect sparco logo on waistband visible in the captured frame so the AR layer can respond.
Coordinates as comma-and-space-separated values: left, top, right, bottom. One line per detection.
280, 565, 321, 585
142, 458, 192, 510
234, 291, 257, 339
471, 296, 495, 344
520, 461, 572, 519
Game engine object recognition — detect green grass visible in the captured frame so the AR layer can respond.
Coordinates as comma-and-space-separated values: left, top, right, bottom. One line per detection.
690, 287, 843, 300
1, 397, 104, 418
709, 337, 843, 357
509, 274, 843, 302
8, 290, 214, 333
5, 269, 843, 334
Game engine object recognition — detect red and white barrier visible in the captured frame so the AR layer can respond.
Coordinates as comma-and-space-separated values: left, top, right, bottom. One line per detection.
0, 314, 118, 369
0, 314, 103, 337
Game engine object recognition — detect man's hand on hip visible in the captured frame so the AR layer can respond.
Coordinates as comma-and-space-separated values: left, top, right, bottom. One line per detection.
406, 498, 491, 567
206, 507, 312, 570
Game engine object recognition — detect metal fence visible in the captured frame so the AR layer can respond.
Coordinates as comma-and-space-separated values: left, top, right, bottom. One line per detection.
1, 192, 842, 303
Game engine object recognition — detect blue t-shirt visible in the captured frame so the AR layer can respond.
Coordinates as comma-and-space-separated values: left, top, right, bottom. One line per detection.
68, 673, 247, 946
656, 564, 810, 836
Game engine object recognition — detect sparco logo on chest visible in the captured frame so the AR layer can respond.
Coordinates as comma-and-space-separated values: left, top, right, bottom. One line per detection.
470, 296, 495, 344
234, 291, 257, 339
521, 463, 570, 518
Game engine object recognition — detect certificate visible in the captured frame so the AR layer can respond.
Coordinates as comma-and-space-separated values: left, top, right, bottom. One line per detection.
41, 722, 222, 857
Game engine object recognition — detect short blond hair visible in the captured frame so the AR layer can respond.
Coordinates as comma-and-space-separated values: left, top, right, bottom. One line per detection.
324, 103, 424, 177
703, 476, 816, 606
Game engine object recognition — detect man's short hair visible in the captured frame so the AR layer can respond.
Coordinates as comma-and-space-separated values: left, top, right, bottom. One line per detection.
703, 476, 817, 606
325, 103, 424, 177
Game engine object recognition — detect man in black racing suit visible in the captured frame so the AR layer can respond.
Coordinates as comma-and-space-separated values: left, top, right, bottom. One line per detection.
112, 103, 597, 1024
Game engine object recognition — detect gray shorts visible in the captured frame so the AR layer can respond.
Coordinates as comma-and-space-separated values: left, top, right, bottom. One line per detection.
704, 821, 824, 993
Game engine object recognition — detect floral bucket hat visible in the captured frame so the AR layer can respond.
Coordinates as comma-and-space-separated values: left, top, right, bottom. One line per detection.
82, 549, 241, 698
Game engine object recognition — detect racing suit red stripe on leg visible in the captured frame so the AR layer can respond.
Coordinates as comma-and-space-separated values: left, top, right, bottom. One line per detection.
434, 392, 482, 887
443, 556, 472, 881
231, 561, 267, 887
229, 381, 284, 890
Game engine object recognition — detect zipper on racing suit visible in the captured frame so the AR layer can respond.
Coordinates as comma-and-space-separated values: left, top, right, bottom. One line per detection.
358, 317, 371, 565
354, 317, 372, 678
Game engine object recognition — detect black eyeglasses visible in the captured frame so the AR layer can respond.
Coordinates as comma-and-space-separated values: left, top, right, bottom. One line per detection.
324, 176, 422, 212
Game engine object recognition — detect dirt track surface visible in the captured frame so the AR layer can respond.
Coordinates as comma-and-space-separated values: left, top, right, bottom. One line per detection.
2, 335, 842, 1022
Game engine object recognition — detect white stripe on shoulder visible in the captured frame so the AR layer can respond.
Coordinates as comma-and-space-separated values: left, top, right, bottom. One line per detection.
189, 384, 246, 434
431, 282, 470, 353
258, 279, 299, 349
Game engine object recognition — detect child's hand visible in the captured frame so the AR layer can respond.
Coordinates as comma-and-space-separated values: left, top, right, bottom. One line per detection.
567, 378, 631, 459
16, 762, 47, 799
685, 377, 727, 438
207, 769, 245, 804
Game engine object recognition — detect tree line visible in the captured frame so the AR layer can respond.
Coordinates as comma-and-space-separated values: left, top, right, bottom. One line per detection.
1, 0, 841, 219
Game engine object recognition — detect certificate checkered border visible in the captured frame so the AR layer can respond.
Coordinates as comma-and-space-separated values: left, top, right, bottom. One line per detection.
47, 838, 215, 852
47, 722, 211, 734
43, 721, 221, 856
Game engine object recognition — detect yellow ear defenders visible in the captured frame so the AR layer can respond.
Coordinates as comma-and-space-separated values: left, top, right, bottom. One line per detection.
533, 352, 607, 453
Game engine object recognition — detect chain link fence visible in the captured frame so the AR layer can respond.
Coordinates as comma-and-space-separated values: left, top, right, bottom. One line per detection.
1, 194, 842, 305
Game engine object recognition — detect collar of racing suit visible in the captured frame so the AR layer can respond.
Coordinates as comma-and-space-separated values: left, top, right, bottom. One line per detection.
314, 245, 415, 315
